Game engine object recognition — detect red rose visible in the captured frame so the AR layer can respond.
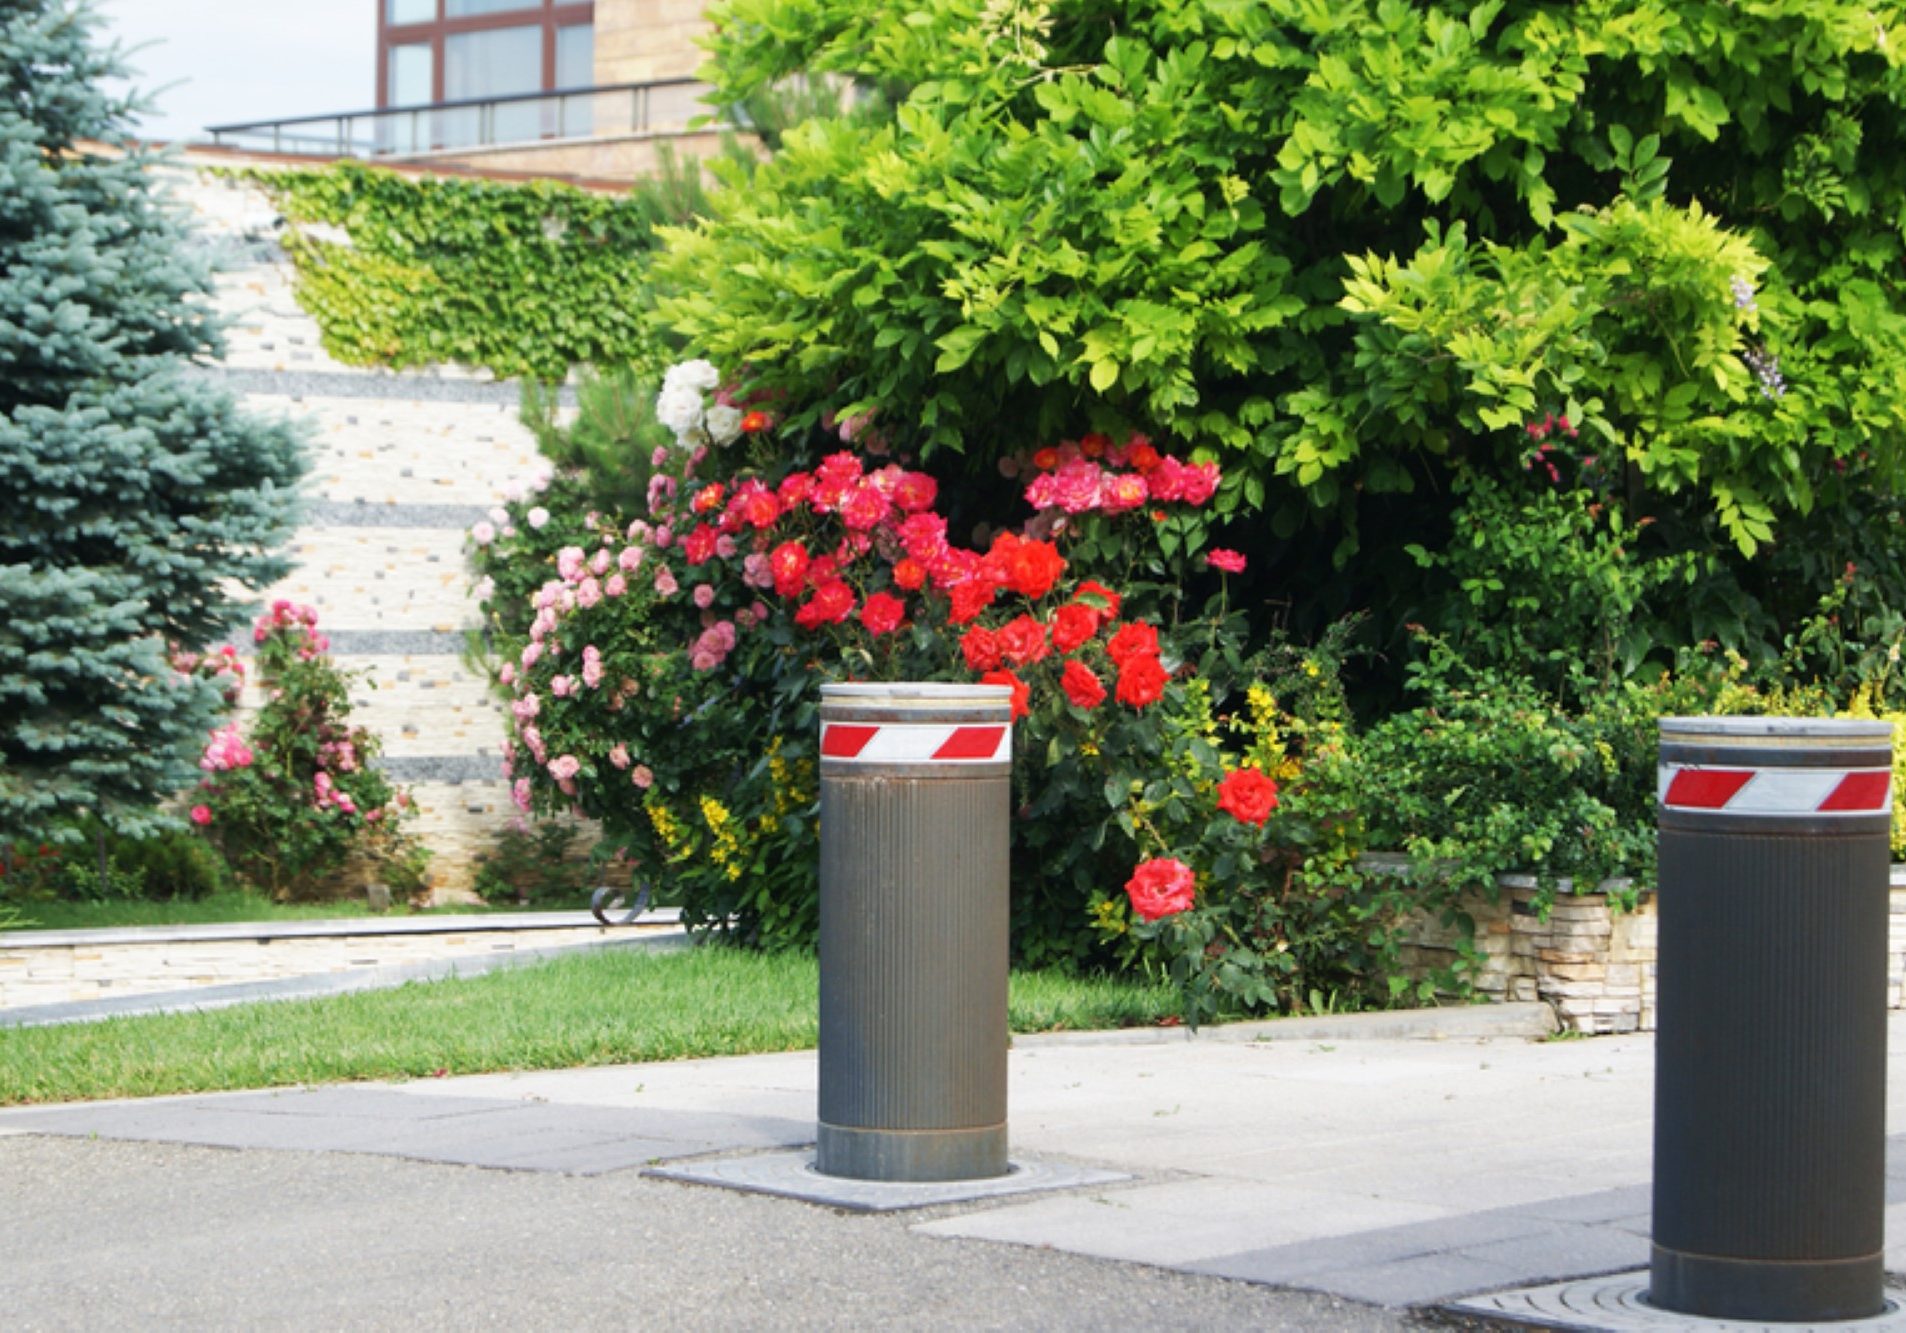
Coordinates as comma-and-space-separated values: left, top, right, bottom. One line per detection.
769, 540, 810, 597
892, 558, 927, 591
948, 579, 998, 625
1079, 432, 1111, 458
691, 483, 725, 515
980, 668, 1030, 720
682, 524, 720, 566
961, 625, 1003, 672
1074, 580, 1122, 625
794, 579, 856, 629
1001, 537, 1065, 601
1049, 603, 1099, 654
1216, 766, 1279, 827
996, 614, 1050, 666
1061, 660, 1105, 710
1031, 447, 1061, 471
778, 472, 815, 509
1125, 856, 1195, 922
859, 591, 906, 635
1106, 620, 1160, 666
893, 472, 939, 513
740, 410, 772, 433
1127, 440, 1162, 472
1205, 548, 1246, 575
1115, 653, 1169, 708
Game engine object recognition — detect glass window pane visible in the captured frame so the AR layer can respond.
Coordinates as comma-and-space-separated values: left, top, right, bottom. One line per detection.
446, 0, 542, 16
386, 0, 435, 23
387, 43, 433, 106
445, 25, 543, 144
555, 24, 593, 90
553, 26, 594, 135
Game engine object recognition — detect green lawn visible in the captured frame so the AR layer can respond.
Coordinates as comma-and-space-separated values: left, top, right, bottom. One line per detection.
1, 889, 529, 933
0, 945, 1176, 1106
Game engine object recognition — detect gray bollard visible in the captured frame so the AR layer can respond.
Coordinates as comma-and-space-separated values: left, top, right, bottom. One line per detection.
815, 682, 1012, 1182
1652, 717, 1893, 1322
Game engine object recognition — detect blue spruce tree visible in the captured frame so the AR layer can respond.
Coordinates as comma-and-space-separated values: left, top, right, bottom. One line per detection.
0, 0, 304, 849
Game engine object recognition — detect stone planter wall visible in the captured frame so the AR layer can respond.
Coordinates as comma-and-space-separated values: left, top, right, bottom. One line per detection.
1395, 866, 1906, 1035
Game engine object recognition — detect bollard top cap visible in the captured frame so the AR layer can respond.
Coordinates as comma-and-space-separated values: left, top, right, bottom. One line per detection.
822, 682, 1014, 706
1659, 716, 1892, 743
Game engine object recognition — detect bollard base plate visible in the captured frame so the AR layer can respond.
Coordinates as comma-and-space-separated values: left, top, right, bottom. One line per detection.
1445, 1269, 1906, 1331
816, 1120, 1007, 1183
646, 1148, 1128, 1214
1650, 1243, 1885, 1323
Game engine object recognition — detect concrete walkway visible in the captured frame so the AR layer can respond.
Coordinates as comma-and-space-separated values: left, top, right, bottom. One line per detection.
6, 1006, 1906, 1327
0, 911, 684, 1023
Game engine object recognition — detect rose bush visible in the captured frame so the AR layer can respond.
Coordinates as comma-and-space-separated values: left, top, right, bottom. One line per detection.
192, 602, 427, 899
468, 363, 1415, 1014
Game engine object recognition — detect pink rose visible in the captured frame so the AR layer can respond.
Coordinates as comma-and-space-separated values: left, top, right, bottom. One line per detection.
632, 765, 654, 790
693, 584, 716, 609
609, 744, 631, 769
604, 574, 627, 598
189, 804, 212, 826
1205, 549, 1247, 574
548, 754, 582, 782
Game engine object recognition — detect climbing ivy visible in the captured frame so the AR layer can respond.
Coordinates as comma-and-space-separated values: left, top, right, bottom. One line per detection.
240, 160, 699, 381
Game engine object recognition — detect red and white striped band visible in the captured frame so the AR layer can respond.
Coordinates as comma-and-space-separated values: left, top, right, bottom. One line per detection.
1658, 764, 1893, 815
821, 721, 1011, 764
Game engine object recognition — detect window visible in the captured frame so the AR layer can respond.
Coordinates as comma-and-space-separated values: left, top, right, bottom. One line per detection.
445, 25, 542, 141
387, 0, 435, 23
555, 24, 593, 90
387, 44, 434, 107
446, 0, 541, 16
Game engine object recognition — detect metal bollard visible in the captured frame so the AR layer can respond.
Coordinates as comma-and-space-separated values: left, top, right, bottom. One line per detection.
1652, 717, 1893, 1322
815, 682, 1012, 1182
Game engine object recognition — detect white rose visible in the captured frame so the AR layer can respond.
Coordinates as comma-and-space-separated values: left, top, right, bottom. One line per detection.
654, 383, 704, 438
663, 358, 721, 394
704, 404, 743, 447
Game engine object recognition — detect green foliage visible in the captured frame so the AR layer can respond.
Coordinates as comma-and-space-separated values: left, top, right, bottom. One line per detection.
471, 818, 598, 906
519, 368, 674, 516
1406, 475, 1699, 702
0, 0, 305, 846
245, 161, 671, 381
657, 0, 1906, 671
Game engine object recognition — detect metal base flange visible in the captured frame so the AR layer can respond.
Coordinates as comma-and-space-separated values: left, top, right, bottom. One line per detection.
1444, 1271, 1906, 1332
645, 1148, 1128, 1213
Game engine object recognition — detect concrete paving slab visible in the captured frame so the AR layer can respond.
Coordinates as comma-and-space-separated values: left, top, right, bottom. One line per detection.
1455, 1225, 1651, 1281
914, 1177, 1451, 1267
1307, 1250, 1529, 1306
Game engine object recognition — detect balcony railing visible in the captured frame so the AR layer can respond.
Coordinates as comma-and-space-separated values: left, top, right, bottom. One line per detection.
204, 79, 716, 160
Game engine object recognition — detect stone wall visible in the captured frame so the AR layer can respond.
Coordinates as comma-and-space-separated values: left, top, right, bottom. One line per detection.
1398, 867, 1906, 1034
167, 163, 536, 892
595, 0, 713, 86
413, 125, 738, 182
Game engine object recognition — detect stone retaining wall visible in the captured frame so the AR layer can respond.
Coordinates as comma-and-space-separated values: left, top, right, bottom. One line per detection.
1397, 868, 1906, 1034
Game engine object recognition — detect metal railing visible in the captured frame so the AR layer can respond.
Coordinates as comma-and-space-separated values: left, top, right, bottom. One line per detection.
205, 79, 715, 160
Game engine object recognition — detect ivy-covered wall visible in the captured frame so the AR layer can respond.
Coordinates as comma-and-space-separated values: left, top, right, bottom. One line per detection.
242, 162, 672, 382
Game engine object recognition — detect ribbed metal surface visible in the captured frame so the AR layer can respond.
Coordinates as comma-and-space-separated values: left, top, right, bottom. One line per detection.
1652, 717, 1892, 1321
818, 774, 1009, 1131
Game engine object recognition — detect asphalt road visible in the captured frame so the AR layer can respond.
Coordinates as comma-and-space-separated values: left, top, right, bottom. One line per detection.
0, 1136, 1445, 1331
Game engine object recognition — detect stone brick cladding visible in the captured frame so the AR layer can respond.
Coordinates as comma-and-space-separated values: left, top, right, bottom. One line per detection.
162, 163, 535, 891
594, 0, 713, 85
1397, 864, 1906, 1035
